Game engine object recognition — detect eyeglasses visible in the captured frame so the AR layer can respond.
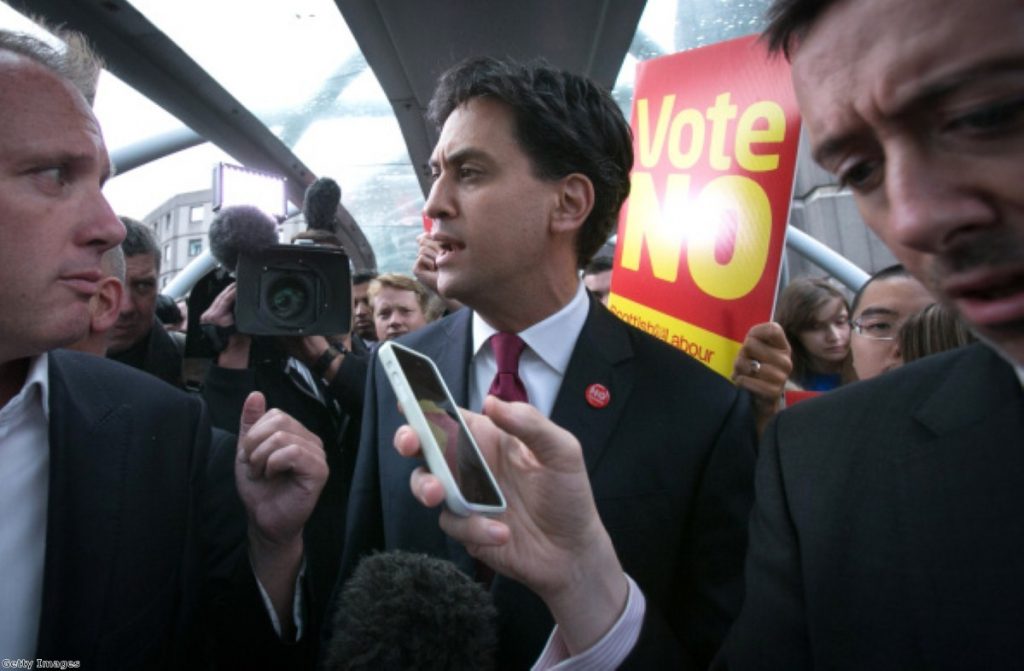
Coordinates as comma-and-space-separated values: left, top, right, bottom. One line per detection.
851, 317, 898, 341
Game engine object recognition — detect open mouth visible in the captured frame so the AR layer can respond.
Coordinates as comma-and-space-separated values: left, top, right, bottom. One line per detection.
434, 236, 466, 266
945, 268, 1024, 327
958, 283, 1022, 300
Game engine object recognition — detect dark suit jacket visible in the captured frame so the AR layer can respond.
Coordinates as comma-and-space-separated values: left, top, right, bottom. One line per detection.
337, 298, 756, 669
719, 343, 1024, 670
38, 350, 291, 669
108, 317, 184, 388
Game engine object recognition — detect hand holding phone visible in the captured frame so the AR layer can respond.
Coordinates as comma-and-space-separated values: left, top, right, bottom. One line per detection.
378, 341, 506, 516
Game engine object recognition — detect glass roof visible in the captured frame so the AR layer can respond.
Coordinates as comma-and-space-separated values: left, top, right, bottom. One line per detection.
1, 0, 770, 274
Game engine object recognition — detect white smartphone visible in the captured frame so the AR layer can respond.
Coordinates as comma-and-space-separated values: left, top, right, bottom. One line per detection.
377, 341, 507, 517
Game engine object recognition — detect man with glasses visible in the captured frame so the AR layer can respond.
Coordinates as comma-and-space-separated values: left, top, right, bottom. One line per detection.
847, 265, 933, 380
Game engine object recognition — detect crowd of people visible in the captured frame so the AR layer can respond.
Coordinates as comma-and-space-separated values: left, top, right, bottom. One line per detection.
1, 0, 1021, 667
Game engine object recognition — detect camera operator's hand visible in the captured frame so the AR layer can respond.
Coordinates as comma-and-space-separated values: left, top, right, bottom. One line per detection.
280, 334, 348, 384
201, 281, 237, 327
281, 334, 328, 365
200, 282, 251, 369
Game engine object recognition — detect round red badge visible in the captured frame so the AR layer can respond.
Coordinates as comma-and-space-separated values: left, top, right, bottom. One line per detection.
585, 383, 610, 409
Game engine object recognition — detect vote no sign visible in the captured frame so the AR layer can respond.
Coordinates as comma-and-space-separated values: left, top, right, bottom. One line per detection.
609, 34, 801, 378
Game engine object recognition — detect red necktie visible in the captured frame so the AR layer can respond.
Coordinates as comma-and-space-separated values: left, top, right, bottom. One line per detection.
487, 332, 528, 403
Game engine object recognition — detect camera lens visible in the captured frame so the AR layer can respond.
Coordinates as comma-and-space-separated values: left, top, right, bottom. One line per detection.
266, 276, 309, 320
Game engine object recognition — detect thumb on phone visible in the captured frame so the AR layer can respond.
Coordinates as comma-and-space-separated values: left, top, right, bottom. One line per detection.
480, 396, 582, 473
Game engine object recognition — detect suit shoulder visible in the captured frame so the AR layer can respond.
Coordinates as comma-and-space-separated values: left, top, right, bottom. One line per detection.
768, 343, 1014, 475
782, 343, 992, 424
49, 348, 202, 410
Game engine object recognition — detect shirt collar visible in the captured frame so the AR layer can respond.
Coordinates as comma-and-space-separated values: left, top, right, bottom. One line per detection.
0, 355, 50, 423
30, 355, 50, 421
472, 281, 590, 376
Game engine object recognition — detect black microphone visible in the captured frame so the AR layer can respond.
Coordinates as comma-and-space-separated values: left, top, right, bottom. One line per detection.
324, 551, 498, 671
303, 177, 341, 232
208, 205, 280, 271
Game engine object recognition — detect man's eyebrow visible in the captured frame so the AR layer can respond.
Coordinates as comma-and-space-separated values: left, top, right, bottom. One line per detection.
811, 134, 857, 168
813, 61, 1024, 167
43, 148, 114, 185
907, 58, 1024, 108
856, 306, 899, 318
431, 147, 491, 169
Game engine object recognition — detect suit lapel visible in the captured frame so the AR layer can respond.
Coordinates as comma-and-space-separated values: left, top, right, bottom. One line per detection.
425, 308, 474, 407
897, 345, 1024, 661
37, 352, 132, 656
550, 299, 634, 473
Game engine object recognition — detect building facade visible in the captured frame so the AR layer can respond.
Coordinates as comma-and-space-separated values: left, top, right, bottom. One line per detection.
143, 189, 304, 290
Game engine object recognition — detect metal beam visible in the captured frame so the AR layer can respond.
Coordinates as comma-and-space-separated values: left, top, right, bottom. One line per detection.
109, 127, 204, 174
785, 226, 869, 292
336, 0, 645, 196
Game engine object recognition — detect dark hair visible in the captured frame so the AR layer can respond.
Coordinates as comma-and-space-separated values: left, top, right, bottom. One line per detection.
899, 303, 977, 364
0, 26, 103, 104
352, 270, 378, 286
850, 264, 911, 315
324, 551, 497, 671
427, 56, 633, 268
120, 215, 160, 272
584, 256, 614, 275
775, 277, 850, 383
763, 0, 841, 58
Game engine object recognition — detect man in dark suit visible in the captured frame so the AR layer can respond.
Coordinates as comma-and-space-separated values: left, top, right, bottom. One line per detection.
338, 57, 756, 669
107, 217, 185, 388
715, 0, 1024, 667
0, 28, 327, 667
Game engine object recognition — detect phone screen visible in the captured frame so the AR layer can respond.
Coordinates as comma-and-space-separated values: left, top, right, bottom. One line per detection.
391, 346, 503, 507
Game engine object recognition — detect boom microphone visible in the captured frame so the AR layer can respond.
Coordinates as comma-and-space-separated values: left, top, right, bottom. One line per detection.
303, 177, 341, 232
208, 205, 280, 271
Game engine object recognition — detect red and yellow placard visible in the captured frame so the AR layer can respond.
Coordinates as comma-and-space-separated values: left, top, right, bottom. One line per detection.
608, 34, 801, 378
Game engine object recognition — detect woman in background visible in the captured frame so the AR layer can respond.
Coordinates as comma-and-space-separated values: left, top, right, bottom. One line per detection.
775, 278, 852, 391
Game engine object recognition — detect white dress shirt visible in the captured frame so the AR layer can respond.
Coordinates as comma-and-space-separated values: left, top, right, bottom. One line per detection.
0, 355, 50, 659
469, 281, 590, 416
